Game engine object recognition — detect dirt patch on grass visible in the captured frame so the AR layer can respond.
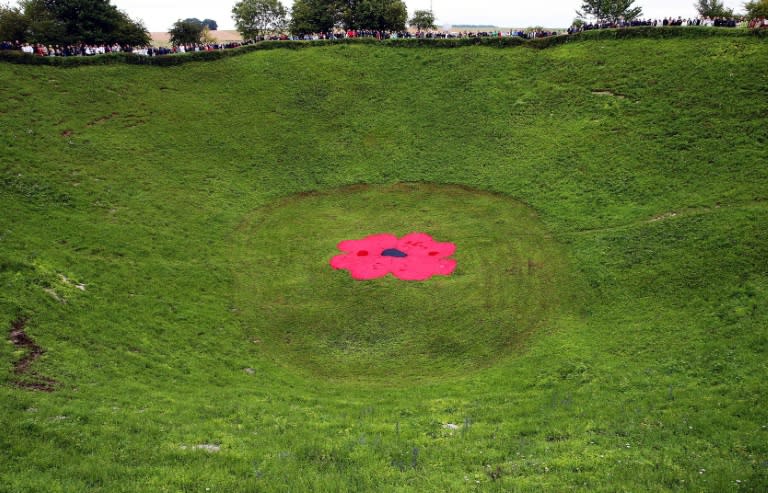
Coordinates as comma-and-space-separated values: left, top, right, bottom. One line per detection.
9, 318, 58, 392
649, 211, 678, 222
87, 112, 119, 127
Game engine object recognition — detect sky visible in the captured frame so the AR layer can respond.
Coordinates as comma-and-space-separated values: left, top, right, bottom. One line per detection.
15, 0, 750, 32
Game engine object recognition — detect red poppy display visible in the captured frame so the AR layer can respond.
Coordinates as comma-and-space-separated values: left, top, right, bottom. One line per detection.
330, 232, 456, 281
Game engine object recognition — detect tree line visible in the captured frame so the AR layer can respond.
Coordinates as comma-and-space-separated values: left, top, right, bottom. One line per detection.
2, 0, 767, 49
172, 0, 437, 45
576, 0, 768, 25
0, 0, 149, 46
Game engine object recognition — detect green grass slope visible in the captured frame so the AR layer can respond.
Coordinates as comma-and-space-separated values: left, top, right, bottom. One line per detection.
1, 33, 767, 491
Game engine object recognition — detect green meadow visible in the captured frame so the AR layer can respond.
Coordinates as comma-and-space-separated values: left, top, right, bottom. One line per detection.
1, 32, 767, 491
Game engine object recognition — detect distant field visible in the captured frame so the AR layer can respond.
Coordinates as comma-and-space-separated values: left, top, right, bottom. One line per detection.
1, 31, 767, 491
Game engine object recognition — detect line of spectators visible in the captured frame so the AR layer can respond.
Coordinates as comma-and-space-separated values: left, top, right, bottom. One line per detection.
139, 41, 251, 56
1, 41, 142, 56
269, 29, 560, 41
0, 39, 253, 57
2, 17, 766, 58
569, 16, 753, 33
405, 29, 559, 39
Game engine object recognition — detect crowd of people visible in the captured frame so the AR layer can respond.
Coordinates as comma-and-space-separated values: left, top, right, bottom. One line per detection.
569, 15, 766, 32
283, 28, 559, 41
133, 41, 249, 56
0, 29, 550, 56
0, 39, 253, 57
2, 16, 766, 58
1, 40, 142, 56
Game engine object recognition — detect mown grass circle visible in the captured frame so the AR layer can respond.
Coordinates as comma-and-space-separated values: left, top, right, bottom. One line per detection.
232, 183, 577, 382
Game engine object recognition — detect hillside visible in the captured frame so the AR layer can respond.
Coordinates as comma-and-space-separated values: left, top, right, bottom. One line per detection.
1, 33, 767, 491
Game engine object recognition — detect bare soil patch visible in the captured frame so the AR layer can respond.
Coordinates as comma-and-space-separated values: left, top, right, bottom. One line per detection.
87, 112, 119, 127
9, 318, 58, 391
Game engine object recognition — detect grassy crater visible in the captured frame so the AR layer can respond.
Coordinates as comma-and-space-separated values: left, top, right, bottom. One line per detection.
232, 183, 579, 382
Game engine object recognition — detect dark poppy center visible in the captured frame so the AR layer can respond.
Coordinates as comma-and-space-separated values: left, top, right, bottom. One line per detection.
381, 248, 408, 258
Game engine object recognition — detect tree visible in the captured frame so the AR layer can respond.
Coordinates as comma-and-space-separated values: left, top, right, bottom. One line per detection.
3, 0, 149, 45
289, 0, 338, 34
113, 15, 150, 46
337, 0, 406, 30
380, 0, 408, 30
408, 9, 436, 30
45, 0, 147, 45
745, 0, 768, 19
694, 0, 734, 17
232, 0, 287, 40
168, 18, 204, 45
12, 0, 64, 44
201, 26, 217, 43
289, 0, 406, 34
176, 18, 219, 34
577, 0, 642, 24
182, 17, 203, 27
0, 3, 30, 42
571, 17, 585, 29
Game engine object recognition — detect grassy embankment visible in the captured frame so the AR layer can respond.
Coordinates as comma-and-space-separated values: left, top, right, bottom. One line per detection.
1, 32, 767, 491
